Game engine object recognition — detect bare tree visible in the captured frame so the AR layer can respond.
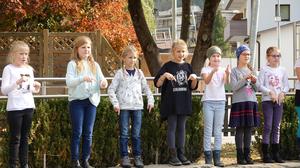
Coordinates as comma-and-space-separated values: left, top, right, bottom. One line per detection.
180, 0, 191, 42
128, 0, 161, 75
192, 0, 221, 74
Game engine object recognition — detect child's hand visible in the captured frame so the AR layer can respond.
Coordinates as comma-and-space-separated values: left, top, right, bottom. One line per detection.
269, 91, 278, 103
16, 78, 25, 85
250, 75, 257, 84
164, 72, 176, 81
278, 92, 285, 104
114, 106, 120, 115
147, 104, 154, 113
187, 74, 197, 81
100, 79, 108, 89
33, 81, 41, 93
225, 65, 231, 75
83, 76, 95, 82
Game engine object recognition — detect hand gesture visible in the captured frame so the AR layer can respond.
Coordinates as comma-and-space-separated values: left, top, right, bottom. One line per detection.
278, 92, 285, 104
163, 72, 176, 81
100, 79, 108, 89
225, 65, 231, 75
114, 106, 120, 115
83, 76, 95, 82
269, 91, 278, 104
187, 74, 197, 81
33, 81, 41, 93
147, 104, 154, 113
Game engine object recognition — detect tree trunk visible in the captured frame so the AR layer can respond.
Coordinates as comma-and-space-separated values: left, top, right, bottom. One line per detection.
192, 0, 220, 74
180, 0, 191, 42
128, 0, 161, 75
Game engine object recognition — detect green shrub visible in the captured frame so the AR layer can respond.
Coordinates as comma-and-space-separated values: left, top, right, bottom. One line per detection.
0, 97, 203, 167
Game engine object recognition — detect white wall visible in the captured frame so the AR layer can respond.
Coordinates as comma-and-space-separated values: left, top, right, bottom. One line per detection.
247, 0, 300, 32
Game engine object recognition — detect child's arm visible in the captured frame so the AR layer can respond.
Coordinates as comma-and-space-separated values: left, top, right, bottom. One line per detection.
95, 63, 108, 89
202, 68, 217, 85
230, 68, 249, 92
107, 71, 121, 114
188, 74, 198, 90
224, 65, 231, 84
66, 61, 84, 87
1, 66, 18, 95
140, 70, 154, 112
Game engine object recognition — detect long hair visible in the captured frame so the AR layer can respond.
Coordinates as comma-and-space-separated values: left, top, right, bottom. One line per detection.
8, 41, 30, 64
71, 36, 96, 75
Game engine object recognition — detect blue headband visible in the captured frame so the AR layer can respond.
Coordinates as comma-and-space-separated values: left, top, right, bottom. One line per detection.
236, 45, 250, 58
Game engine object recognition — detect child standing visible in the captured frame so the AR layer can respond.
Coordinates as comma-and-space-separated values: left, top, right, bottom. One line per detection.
229, 45, 260, 165
201, 46, 230, 167
258, 47, 288, 163
66, 36, 108, 168
295, 57, 300, 160
1, 41, 41, 168
154, 39, 198, 166
108, 45, 154, 168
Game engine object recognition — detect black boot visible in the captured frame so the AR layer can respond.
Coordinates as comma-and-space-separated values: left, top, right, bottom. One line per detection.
236, 148, 247, 165
244, 148, 254, 164
177, 147, 191, 165
262, 143, 273, 163
297, 137, 300, 160
169, 148, 182, 166
81, 160, 94, 168
271, 144, 285, 163
72, 160, 82, 168
213, 150, 224, 167
204, 151, 212, 164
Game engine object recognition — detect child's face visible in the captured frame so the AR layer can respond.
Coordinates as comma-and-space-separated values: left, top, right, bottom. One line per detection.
77, 43, 91, 60
238, 50, 251, 65
267, 49, 281, 67
13, 49, 29, 66
209, 53, 221, 67
123, 52, 138, 69
172, 45, 187, 63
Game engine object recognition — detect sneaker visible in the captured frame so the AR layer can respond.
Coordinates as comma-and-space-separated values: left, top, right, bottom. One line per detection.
134, 156, 144, 168
121, 156, 132, 168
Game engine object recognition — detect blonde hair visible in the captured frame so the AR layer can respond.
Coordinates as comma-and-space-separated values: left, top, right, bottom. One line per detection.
71, 36, 96, 75
120, 45, 142, 79
171, 39, 188, 57
8, 40, 30, 65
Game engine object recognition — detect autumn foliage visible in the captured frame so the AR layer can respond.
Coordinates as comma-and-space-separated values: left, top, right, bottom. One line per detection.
0, 0, 138, 53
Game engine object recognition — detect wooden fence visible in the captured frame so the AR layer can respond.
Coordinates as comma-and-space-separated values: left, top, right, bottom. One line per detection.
0, 30, 120, 77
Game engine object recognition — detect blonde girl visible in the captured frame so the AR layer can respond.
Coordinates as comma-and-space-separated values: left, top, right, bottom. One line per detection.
258, 46, 288, 163
201, 46, 230, 167
1, 41, 41, 168
154, 39, 198, 166
66, 36, 107, 168
108, 45, 154, 168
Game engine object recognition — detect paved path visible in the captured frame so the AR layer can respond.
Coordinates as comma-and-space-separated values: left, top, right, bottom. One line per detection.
111, 161, 300, 168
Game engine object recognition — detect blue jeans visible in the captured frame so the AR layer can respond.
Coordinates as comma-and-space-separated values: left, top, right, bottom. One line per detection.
119, 110, 143, 157
69, 99, 96, 161
203, 101, 225, 151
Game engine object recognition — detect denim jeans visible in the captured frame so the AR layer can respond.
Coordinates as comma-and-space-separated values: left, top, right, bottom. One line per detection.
7, 108, 33, 166
203, 101, 225, 151
69, 98, 96, 161
119, 110, 143, 157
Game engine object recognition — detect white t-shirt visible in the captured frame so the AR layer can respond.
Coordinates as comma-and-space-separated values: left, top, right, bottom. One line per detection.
1, 64, 35, 111
201, 66, 226, 101
295, 58, 300, 90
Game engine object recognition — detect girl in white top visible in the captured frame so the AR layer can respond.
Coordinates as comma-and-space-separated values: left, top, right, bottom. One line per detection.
201, 46, 230, 167
1, 41, 41, 168
258, 46, 288, 163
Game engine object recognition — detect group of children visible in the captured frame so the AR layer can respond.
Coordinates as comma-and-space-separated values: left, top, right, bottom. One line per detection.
0, 36, 295, 168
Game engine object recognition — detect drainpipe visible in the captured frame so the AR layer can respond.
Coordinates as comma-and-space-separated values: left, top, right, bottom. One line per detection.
249, 0, 260, 70
172, 0, 177, 40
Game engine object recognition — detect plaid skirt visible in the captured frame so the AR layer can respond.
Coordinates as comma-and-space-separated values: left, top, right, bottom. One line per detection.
229, 101, 260, 127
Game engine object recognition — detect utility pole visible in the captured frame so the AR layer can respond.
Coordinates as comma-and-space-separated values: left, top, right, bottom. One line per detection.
276, 0, 281, 48
249, 0, 260, 69
172, 0, 177, 40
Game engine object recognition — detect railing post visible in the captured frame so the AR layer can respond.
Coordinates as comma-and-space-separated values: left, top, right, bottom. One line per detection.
43, 153, 46, 168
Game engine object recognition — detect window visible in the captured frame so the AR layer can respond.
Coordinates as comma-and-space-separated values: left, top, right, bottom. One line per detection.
275, 4, 290, 21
